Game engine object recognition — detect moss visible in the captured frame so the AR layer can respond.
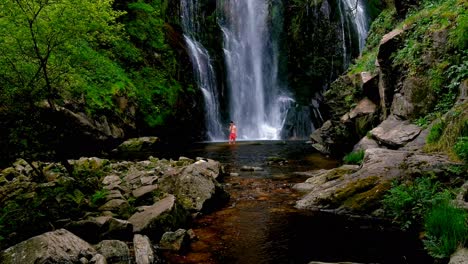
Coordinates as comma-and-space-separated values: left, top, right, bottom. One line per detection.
343, 181, 392, 212
324, 167, 355, 182
425, 103, 468, 160
322, 176, 380, 208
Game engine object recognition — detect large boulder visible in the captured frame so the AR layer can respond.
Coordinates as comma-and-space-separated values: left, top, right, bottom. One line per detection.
391, 77, 436, 119
113, 137, 160, 153
158, 159, 228, 212
295, 148, 456, 214
133, 234, 156, 264
127, 194, 189, 240
449, 248, 468, 264
95, 240, 130, 264
370, 116, 421, 148
377, 28, 405, 118
0, 229, 96, 264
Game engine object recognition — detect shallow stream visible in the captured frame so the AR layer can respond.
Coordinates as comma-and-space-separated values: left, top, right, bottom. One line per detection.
149, 141, 433, 264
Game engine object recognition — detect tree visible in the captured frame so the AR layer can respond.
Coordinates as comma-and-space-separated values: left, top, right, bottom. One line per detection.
0, 0, 125, 171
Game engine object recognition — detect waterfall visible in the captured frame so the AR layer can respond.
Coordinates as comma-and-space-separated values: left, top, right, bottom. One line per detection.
180, 0, 224, 140
218, 0, 293, 140
340, 0, 370, 52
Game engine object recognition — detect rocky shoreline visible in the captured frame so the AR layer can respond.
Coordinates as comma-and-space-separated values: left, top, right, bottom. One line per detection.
0, 153, 229, 263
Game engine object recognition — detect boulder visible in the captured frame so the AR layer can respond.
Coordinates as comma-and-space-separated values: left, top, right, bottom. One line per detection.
449, 248, 468, 264
100, 218, 133, 241
95, 240, 130, 264
391, 77, 436, 119
132, 185, 158, 199
377, 28, 405, 118
128, 194, 176, 233
0, 229, 96, 264
361, 72, 380, 105
159, 229, 190, 252
64, 219, 103, 244
341, 98, 377, 122
370, 116, 421, 148
353, 136, 382, 152
133, 234, 156, 264
159, 159, 228, 212
296, 148, 456, 213
114, 137, 160, 152
98, 199, 129, 212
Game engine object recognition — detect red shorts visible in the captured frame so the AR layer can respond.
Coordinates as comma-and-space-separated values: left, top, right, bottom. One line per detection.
229, 133, 236, 140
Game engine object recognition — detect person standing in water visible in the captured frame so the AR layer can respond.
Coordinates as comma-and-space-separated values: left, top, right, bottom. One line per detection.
229, 121, 237, 144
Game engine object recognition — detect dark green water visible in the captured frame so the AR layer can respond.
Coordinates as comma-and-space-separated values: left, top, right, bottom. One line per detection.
147, 140, 433, 264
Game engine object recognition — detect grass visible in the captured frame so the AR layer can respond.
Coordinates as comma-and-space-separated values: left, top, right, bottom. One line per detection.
343, 150, 365, 165
423, 200, 468, 259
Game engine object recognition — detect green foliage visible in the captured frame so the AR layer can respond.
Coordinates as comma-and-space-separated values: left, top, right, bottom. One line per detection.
343, 150, 365, 165
427, 121, 446, 144
415, 116, 430, 128
454, 137, 468, 162
425, 104, 468, 159
90, 189, 109, 207
423, 199, 468, 259
348, 8, 397, 75
382, 177, 445, 230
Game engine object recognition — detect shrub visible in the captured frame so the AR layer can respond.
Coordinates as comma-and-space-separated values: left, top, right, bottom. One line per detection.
343, 150, 365, 165
427, 121, 446, 144
423, 200, 468, 259
453, 137, 468, 162
382, 177, 444, 230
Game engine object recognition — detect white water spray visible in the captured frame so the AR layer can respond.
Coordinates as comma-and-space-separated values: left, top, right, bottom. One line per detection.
340, 0, 370, 52
181, 0, 224, 140
219, 0, 293, 140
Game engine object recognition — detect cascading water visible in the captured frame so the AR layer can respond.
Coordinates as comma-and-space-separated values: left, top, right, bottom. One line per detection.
180, 0, 224, 140
340, 0, 370, 53
218, 0, 293, 140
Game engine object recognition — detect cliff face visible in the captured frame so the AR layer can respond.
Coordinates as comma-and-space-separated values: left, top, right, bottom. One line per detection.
310, 0, 467, 158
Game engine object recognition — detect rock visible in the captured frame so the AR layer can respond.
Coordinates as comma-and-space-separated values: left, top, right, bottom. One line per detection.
71, 157, 110, 172
377, 28, 405, 118
132, 185, 158, 199
457, 79, 468, 105
241, 166, 263, 171
95, 240, 130, 264
98, 199, 128, 212
370, 116, 421, 148
309, 262, 363, 264
353, 136, 382, 152
133, 234, 155, 264
101, 218, 133, 241
455, 182, 468, 211
90, 254, 107, 264
296, 148, 457, 213
341, 98, 377, 122
0, 229, 96, 264
391, 77, 436, 119
105, 190, 125, 201
230, 173, 239, 177
102, 175, 121, 186
64, 219, 103, 243
159, 160, 228, 212
449, 248, 468, 264
361, 72, 380, 105
114, 137, 160, 152
128, 194, 176, 233
159, 229, 189, 252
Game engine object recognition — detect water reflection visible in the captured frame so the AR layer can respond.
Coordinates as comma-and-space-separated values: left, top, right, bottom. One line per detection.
152, 141, 431, 264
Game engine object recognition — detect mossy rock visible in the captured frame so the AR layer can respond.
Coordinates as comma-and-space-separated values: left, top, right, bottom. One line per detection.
323, 176, 380, 208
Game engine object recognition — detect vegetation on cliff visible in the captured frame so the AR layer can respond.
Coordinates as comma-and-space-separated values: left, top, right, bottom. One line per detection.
0, 0, 197, 164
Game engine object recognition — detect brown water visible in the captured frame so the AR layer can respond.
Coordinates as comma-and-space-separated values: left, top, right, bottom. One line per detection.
153, 141, 433, 264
